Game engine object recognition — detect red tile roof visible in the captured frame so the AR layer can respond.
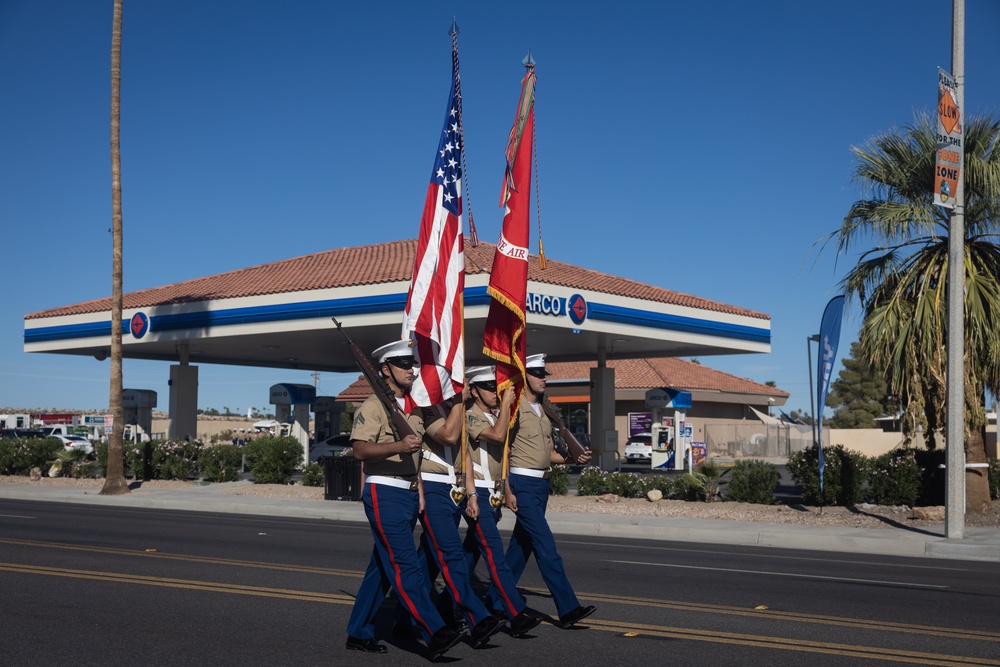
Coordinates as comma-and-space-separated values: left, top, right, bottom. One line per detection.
27, 238, 767, 320
334, 357, 786, 402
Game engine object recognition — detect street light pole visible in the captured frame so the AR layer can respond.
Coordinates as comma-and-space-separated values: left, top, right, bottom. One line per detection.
945, 0, 966, 540
807, 334, 820, 446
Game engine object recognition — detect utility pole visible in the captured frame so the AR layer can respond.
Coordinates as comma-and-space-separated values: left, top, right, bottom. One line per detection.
945, 0, 965, 540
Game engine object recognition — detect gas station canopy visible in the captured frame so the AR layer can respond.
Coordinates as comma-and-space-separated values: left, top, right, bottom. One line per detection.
24, 239, 771, 369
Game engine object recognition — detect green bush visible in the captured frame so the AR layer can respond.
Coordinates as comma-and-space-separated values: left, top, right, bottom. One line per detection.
577, 467, 610, 496
0, 437, 64, 475
672, 473, 704, 501
548, 465, 569, 495
726, 460, 779, 504
300, 462, 324, 487
788, 443, 870, 505
244, 436, 303, 484
154, 440, 201, 480
989, 458, 999, 501
200, 444, 243, 482
577, 467, 675, 499
867, 449, 922, 506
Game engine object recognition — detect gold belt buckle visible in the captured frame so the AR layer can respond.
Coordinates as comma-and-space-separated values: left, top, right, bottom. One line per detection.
542, 469, 552, 480
450, 484, 466, 506
489, 489, 503, 509
408, 480, 418, 491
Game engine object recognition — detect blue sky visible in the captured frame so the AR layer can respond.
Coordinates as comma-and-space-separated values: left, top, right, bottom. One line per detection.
2, 1, 999, 418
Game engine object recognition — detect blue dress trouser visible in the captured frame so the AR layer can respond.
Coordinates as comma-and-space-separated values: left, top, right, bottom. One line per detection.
462, 486, 528, 619
346, 482, 445, 642
487, 473, 581, 617
417, 480, 493, 626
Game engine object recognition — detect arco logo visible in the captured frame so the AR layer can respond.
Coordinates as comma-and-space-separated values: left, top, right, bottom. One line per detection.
129, 312, 149, 339
568, 294, 588, 325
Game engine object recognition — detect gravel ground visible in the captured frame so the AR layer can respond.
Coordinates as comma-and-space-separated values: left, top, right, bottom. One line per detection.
3, 475, 998, 529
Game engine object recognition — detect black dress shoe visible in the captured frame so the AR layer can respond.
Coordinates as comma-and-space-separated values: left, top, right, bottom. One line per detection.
557, 605, 596, 629
509, 609, 543, 637
427, 624, 468, 659
470, 615, 505, 648
345, 636, 388, 653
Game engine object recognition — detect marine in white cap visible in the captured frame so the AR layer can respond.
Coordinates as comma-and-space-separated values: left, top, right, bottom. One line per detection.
484, 352, 597, 629
345, 338, 467, 657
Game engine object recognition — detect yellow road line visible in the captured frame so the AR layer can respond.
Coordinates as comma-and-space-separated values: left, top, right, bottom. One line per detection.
2, 561, 993, 667
586, 619, 1000, 667
5, 537, 998, 646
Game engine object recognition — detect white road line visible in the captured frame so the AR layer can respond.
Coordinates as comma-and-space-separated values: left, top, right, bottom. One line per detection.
0, 514, 36, 519
607, 560, 949, 589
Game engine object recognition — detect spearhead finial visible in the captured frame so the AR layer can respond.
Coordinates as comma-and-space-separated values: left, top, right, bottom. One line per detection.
522, 49, 535, 68
449, 18, 459, 36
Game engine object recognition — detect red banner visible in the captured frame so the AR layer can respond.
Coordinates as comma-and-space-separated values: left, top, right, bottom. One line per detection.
483, 67, 535, 419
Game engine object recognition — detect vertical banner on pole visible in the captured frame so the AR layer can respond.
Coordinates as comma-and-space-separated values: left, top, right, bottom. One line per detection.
815, 296, 845, 497
934, 67, 963, 209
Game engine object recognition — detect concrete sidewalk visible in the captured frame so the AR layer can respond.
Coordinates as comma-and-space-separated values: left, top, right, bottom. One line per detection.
1, 481, 998, 563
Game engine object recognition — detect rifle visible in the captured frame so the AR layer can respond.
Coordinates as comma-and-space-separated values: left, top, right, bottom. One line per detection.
540, 397, 589, 462
331, 318, 417, 442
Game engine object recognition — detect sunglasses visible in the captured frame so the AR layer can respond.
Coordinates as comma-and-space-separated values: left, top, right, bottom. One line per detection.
474, 382, 498, 392
525, 368, 548, 378
386, 357, 416, 370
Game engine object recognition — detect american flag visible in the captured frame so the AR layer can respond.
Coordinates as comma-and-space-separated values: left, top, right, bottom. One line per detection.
402, 71, 466, 407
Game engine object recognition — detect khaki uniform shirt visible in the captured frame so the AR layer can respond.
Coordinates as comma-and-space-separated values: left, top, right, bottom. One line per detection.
508, 399, 553, 470
466, 403, 504, 482
350, 394, 424, 478
419, 404, 463, 476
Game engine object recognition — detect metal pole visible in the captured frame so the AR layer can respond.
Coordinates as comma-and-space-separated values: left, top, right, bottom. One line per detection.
945, 0, 966, 540
807, 334, 819, 445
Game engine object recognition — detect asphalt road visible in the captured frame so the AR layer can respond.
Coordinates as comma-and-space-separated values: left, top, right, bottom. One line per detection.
2, 498, 999, 666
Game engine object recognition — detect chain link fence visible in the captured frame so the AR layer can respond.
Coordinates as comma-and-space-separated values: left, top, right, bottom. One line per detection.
704, 422, 826, 459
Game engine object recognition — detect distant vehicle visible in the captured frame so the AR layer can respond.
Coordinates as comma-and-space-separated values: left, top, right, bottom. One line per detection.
624, 433, 653, 463
1, 429, 45, 440
309, 434, 351, 463
57, 435, 94, 456
39, 425, 72, 438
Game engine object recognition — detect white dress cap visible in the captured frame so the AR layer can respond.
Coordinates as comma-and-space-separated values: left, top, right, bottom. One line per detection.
372, 339, 414, 364
466, 365, 496, 384
524, 354, 551, 375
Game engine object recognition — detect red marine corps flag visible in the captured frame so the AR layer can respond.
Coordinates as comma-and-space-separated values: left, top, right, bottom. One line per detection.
402, 46, 466, 407
482, 56, 537, 422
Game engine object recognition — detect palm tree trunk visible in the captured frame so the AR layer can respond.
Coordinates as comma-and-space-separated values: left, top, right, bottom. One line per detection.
100, 0, 128, 496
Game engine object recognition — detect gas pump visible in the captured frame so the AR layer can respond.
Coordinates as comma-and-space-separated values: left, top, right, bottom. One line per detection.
644, 388, 692, 471
269, 383, 316, 467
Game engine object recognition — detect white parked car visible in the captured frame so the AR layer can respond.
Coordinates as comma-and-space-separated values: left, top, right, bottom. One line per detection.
57, 435, 94, 456
624, 433, 652, 463
309, 434, 352, 463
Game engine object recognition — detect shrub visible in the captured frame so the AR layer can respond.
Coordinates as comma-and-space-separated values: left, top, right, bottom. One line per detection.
577, 467, 610, 496
300, 463, 324, 487
672, 473, 703, 501
200, 444, 243, 482
642, 474, 674, 497
867, 449, 922, 506
726, 460, 779, 504
989, 458, 1000, 501
788, 443, 869, 505
152, 440, 201, 480
244, 436, 303, 484
548, 465, 569, 495
0, 437, 64, 475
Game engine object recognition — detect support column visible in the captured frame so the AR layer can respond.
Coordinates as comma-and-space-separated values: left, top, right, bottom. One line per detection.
168, 361, 198, 440
590, 343, 617, 470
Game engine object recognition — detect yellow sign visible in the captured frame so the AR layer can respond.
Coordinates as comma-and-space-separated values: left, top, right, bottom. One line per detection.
934, 68, 962, 209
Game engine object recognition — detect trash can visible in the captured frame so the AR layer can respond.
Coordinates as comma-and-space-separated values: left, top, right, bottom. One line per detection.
324, 456, 362, 501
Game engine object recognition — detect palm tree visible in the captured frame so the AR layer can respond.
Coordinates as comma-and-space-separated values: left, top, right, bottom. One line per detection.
829, 113, 1000, 512
100, 0, 128, 496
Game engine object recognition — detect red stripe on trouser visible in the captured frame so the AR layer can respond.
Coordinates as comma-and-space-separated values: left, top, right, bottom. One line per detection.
421, 514, 466, 611
476, 521, 517, 616
371, 484, 430, 635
